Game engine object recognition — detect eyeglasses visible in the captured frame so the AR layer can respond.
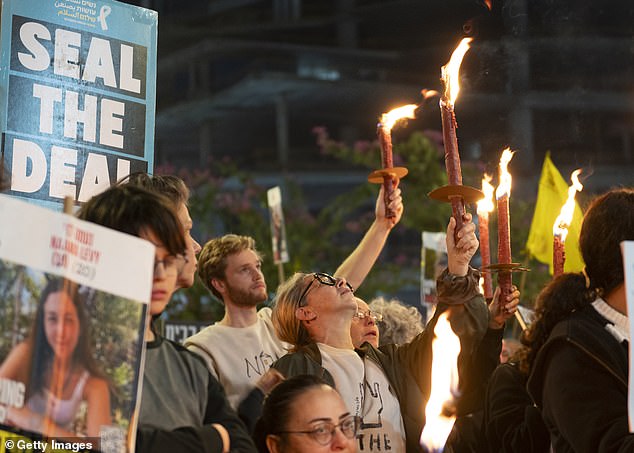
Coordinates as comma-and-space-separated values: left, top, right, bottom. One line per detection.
276, 415, 361, 446
354, 309, 383, 323
154, 254, 187, 277
297, 272, 354, 307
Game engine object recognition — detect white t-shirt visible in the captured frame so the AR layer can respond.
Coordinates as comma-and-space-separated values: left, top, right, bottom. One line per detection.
184, 307, 289, 409
318, 343, 406, 452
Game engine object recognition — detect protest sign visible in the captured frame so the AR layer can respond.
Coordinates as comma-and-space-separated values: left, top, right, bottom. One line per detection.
0, 194, 154, 452
0, 0, 157, 209
622, 241, 634, 431
267, 186, 289, 265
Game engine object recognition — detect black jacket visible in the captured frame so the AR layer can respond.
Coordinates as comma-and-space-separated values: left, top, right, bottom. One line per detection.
527, 304, 633, 453
484, 361, 550, 452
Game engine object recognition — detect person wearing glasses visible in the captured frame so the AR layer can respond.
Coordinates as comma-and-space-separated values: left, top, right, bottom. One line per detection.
185, 186, 403, 429
349, 297, 384, 348
253, 375, 359, 453
270, 213, 520, 452
77, 185, 256, 453
350, 296, 426, 348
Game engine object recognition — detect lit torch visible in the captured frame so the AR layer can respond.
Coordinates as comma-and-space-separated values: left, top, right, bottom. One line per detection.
477, 174, 495, 300
420, 312, 461, 452
496, 148, 515, 302
553, 169, 583, 277
371, 104, 417, 218
429, 38, 484, 239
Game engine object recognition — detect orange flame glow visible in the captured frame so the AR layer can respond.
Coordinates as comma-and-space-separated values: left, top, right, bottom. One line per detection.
441, 38, 473, 107
420, 312, 461, 452
553, 169, 583, 241
421, 89, 440, 101
495, 148, 515, 199
380, 104, 418, 132
477, 174, 495, 215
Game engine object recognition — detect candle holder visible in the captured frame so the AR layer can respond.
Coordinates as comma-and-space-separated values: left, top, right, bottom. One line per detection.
481, 263, 530, 273
368, 167, 409, 184
368, 167, 409, 218
428, 184, 484, 204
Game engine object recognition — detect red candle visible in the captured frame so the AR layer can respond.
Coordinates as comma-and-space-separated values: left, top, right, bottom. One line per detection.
477, 174, 495, 300
377, 105, 416, 218
439, 38, 472, 236
552, 169, 584, 277
377, 124, 395, 218
440, 103, 466, 233
553, 234, 565, 277
378, 124, 394, 169
496, 148, 515, 300
479, 213, 493, 299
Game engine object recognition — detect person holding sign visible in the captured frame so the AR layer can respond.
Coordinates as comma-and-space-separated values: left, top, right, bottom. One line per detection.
526, 188, 634, 452
77, 184, 256, 453
0, 278, 111, 438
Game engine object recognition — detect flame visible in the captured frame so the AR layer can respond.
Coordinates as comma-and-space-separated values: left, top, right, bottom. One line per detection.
441, 38, 473, 107
421, 89, 440, 101
553, 169, 583, 241
484, 0, 493, 11
477, 173, 495, 215
495, 148, 515, 199
380, 104, 418, 132
420, 312, 461, 452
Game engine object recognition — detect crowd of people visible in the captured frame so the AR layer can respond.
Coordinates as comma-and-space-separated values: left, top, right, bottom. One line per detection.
1, 169, 632, 452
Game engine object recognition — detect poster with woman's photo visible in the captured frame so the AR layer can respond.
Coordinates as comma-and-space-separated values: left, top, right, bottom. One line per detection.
267, 186, 289, 265
0, 194, 154, 452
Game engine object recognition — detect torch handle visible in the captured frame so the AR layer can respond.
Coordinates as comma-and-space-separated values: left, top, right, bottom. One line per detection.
497, 271, 513, 308
450, 196, 466, 242
383, 175, 395, 219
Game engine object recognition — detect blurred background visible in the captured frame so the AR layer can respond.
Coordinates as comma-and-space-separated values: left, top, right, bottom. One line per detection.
122, 0, 634, 326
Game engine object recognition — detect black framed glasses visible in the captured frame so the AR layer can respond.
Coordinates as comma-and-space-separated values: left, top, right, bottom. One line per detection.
297, 272, 354, 307
154, 254, 187, 277
276, 415, 361, 446
354, 309, 383, 323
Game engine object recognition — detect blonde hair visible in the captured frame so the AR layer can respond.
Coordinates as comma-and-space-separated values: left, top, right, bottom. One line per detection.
197, 234, 262, 300
272, 272, 313, 352
369, 297, 424, 346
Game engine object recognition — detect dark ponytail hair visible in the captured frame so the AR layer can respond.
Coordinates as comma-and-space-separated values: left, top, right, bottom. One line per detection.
519, 273, 594, 374
253, 375, 330, 452
519, 188, 634, 375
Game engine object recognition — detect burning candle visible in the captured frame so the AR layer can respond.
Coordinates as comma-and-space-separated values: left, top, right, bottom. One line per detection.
496, 148, 515, 301
440, 38, 472, 234
420, 312, 461, 452
377, 104, 417, 218
553, 169, 583, 277
477, 174, 495, 300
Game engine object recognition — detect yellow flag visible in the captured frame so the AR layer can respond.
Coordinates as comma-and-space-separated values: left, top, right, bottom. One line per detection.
526, 152, 585, 274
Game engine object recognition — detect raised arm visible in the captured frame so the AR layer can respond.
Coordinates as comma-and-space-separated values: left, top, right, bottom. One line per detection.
334, 184, 403, 289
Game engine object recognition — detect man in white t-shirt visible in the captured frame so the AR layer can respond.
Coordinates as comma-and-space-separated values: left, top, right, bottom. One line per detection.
185, 186, 403, 425
271, 214, 494, 452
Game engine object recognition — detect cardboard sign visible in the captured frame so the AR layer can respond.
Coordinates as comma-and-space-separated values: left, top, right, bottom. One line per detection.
0, 0, 157, 209
0, 194, 154, 452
